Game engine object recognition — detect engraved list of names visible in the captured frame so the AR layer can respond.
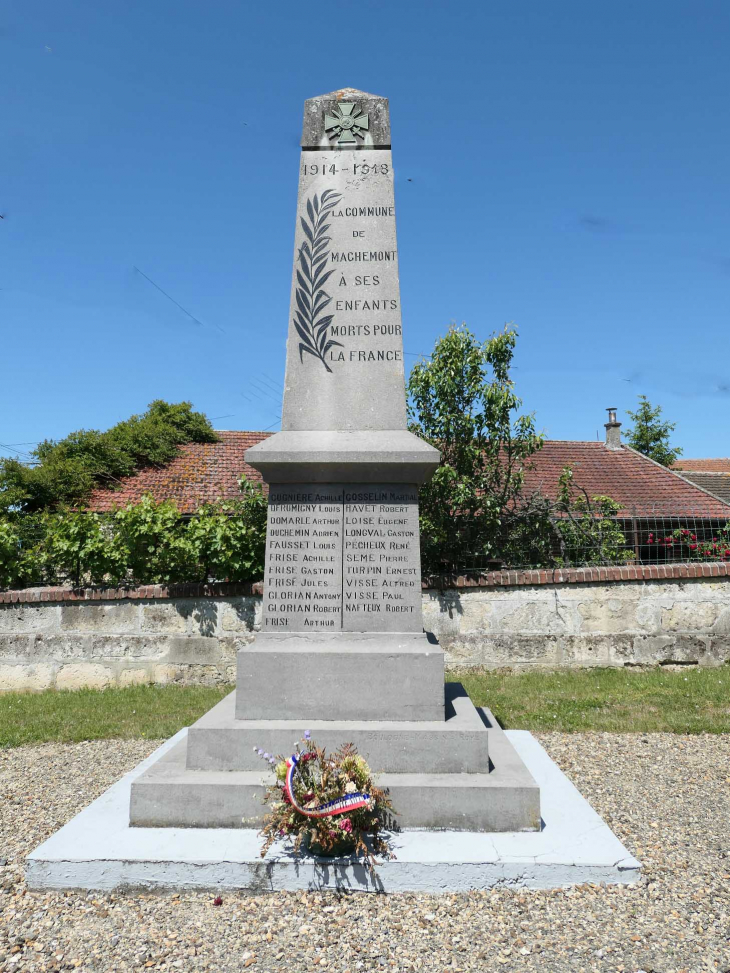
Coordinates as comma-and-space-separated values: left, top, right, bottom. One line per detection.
262, 484, 422, 633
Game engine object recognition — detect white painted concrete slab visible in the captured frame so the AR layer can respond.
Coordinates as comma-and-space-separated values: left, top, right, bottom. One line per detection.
26, 728, 641, 893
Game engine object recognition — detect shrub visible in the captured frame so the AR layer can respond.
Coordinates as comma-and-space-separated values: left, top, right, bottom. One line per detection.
0, 400, 218, 514
185, 480, 267, 583
39, 509, 123, 588
0, 479, 268, 591
553, 467, 632, 566
111, 495, 194, 584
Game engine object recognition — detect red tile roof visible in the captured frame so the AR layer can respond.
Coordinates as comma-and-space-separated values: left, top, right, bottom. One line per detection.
520, 441, 730, 517
673, 458, 730, 473
86, 431, 271, 514
673, 471, 730, 504
85, 432, 730, 518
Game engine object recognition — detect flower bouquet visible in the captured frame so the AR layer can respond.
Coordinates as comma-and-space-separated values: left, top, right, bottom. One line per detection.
254, 732, 395, 868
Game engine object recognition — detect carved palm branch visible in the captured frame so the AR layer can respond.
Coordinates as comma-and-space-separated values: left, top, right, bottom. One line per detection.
294, 189, 343, 372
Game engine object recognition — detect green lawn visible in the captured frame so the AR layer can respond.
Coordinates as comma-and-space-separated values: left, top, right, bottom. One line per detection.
0, 684, 229, 748
449, 665, 730, 734
0, 666, 728, 748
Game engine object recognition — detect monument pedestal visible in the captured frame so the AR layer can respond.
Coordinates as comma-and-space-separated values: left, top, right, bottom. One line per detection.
129, 690, 540, 832
235, 632, 445, 721
127, 87, 542, 837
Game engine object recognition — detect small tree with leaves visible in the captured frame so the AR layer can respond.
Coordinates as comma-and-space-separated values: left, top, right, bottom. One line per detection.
625, 395, 682, 467
408, 323, 543, 574
553, 467, 632, 565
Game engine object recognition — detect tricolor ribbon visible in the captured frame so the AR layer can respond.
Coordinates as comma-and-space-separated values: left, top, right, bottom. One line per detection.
284, 752, 371, 818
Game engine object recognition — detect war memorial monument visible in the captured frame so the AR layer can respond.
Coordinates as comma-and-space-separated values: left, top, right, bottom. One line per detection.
27, 90, 639, 892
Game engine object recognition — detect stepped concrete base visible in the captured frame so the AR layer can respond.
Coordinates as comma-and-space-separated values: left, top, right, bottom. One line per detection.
130, 704, 538, 831
27, 729, 641, 893
236, 633, 445, 722
187, 684, 489, 773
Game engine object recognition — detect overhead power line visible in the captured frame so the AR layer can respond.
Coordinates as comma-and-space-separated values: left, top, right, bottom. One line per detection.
133, 266, 226, 335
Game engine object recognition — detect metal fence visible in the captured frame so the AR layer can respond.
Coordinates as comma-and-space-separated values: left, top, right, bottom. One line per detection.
452, 507, 730, 574
3, 506, 730, 591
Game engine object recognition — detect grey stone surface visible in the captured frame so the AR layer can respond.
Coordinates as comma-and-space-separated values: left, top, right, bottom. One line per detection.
0, 595, 260, 691
60, 603, 137, 632
301, 88, 391, 149
423, 578, 730, 669
28, 729, 640, 893
243, 92, 438, 661
235, 633, 445, 721
187, 683, 488, 773
0, 603, 60, 633
263, 483, 422, 634
343, 485, 422, 631
263, 483, 343, 633
283, 123, 405, 431
244, 86, 439, 483
244, 430, 439, 484
129, 708, 538, 832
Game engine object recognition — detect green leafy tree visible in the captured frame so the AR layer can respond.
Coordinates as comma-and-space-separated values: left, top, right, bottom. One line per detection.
408, 323, 544, 574
111, 495, 194, 585
553, 467, 632, 566
0, 519, 30, 589
185, 480, 268, 582
0, 400, 218, 514
625, 395, 682, 467
0, 515, 45, 589
39, 509, 124, 588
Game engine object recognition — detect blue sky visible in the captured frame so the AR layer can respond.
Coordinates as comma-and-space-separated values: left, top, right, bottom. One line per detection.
3, 0, 729, 460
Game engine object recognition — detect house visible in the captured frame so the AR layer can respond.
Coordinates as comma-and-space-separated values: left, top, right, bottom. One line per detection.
86, 431, 267, 514
672, 458, 730, 505
85, 413, 730, 565
515, 412, 730, 564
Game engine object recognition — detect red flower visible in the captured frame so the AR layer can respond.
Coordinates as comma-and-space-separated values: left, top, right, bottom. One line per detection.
690, 544, 697, 550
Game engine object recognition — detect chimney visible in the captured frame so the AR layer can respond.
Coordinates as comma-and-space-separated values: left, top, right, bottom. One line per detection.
605, 407, 622, 449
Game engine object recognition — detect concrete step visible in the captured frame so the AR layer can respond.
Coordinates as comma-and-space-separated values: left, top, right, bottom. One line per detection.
129, 709, 540, 833
186, 683, 489, 774
236, 632, 445, 722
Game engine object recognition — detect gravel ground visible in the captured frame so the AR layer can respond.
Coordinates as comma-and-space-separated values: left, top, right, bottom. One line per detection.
0, 734, 728, 973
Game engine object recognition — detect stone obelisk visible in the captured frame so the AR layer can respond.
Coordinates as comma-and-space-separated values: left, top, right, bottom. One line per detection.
241, 88, 444, 719
129, 90, 540, 833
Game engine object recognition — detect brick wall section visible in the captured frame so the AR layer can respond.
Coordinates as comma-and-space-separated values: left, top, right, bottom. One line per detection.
1, 565, 730, 690
1, 562, 728, 605
0, 582, 263, 605
423, 561, 730, 590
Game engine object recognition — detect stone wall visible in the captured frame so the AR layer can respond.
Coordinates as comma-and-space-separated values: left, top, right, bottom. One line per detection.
0, 585, 261, 692
424, 577, 730, 670
1, 567, 729, 690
